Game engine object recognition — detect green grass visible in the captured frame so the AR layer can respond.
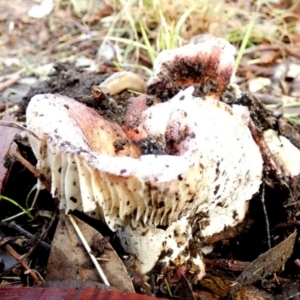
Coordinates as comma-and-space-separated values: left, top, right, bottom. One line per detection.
0, 195, 34, 220
98, 0, 297, 75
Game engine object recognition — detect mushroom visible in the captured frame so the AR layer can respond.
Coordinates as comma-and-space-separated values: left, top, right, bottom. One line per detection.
26, 86, 263, 278
26, 36, 280, 279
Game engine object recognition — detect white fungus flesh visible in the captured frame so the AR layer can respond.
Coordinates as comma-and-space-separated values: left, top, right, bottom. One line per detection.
25, 36, 265, 278
26, 86, 263, 275
27, 35, 300, 278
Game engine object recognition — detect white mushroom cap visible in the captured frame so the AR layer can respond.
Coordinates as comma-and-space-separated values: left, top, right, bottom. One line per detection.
26, 86, 263, 275
147, 35, 237, 100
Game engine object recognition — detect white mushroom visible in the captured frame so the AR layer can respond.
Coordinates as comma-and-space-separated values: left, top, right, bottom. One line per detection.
26, 86, 263, 276
26, 34, 300, 281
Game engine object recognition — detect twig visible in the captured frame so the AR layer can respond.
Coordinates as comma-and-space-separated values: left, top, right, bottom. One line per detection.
21, 210, 57, 261
4, 244, 44, 285
1, 209, 34, 223
68, 214, 110, 286
203, 258, 250, 272
0, 236, 23, 247
9, 147, 51, 191
0, 276, 21, 281
238, 64, 274, 77
0, 121, 41, 141
248, 120, 284, 181
243, 45, 300, 60
8, 221, 51, 250
0, 75, 21, 92
261, 182, 271, 249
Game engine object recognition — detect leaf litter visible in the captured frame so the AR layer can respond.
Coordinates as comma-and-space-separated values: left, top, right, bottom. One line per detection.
47, 211, 134, 292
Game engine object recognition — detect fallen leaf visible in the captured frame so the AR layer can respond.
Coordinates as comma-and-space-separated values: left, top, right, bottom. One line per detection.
232, 285, 275, 300
46, 211, 135, 293
235, 231, 297, 286
0, 114, 18, 193
174, 275, 196, 300
281, 280, 300, 300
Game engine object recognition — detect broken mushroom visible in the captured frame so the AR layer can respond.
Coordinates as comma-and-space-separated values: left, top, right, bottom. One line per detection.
26, 87, 263, 278
26, 35, 300, 280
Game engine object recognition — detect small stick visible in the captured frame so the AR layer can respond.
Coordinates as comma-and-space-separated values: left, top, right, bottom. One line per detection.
8, 221, 51, 250
0, 75, 21, 92
243, 45, 300, 60
261, 182, 271, 249
9, 147, 51, 191
0, 121, 41, 141
20, 210, 57, 261
203, 258, 250, 272
248, 120, 283, 180
4, 244, 44, 285
68, 214, 110, 286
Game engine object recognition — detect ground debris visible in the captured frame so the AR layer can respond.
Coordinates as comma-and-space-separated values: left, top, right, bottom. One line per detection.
231, 231, 297, 295
47, 211, 134, 293
232, 285, 275, 300
280, 280, 300, 300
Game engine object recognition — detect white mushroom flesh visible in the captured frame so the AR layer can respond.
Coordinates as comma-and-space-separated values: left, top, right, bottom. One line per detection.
26, 35, 289, 278
26, 87, 263, 274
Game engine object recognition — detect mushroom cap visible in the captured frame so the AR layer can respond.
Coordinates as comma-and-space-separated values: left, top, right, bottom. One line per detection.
27, 88, 263, 232
147, 36, 237, 100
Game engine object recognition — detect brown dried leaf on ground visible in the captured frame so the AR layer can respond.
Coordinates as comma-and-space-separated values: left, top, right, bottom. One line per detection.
232, 286, 275, 300
46, 211, 134, 293
0, 114, 18, 192
234, 231, 297, 288
280, 280, 300, 300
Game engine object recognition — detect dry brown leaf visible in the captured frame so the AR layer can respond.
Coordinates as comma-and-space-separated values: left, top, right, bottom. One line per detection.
0, 114, 18, 193
235, 231, 297, 286
232, 286, 275, 300
46, 211, 135, 293
281, 280, 300, 300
